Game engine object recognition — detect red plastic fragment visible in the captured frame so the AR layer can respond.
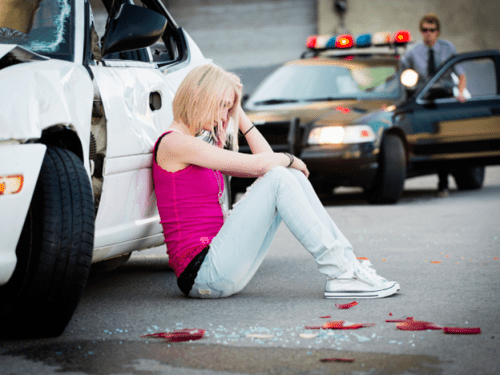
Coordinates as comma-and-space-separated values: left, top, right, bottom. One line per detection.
320, 357, 355, 362
443, 327, 481, 334
323, 321, 374, 330
323, 321, 345, 329
335, 301, 358, 309
305, 325, 322, 330
319, 315, 332, 319
386, 317, 414, 323
396, 321, 442, 331
141, 329, 206, 342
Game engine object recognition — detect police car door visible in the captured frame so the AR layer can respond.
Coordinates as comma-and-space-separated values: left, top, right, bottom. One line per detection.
405, 51, 500, 165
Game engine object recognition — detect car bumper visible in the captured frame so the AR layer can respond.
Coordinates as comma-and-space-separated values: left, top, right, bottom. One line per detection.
300, 142, 379, 187
0, 143, 46, 285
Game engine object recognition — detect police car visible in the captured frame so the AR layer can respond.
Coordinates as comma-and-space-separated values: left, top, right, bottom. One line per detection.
0, 0, 212, 337
235, 31, 500, 203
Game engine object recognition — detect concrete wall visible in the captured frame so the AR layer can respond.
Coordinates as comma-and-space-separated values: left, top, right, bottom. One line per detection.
318, 0, 500, 53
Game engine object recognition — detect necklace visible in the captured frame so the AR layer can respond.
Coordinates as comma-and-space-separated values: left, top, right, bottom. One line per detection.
213, 170, 228, 221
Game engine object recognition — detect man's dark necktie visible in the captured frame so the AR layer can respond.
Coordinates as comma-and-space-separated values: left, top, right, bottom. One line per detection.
427, 48, 436, 76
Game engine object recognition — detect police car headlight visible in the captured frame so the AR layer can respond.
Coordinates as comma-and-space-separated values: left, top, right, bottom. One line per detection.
308, 125, 376, 145
401, 69, 419, 88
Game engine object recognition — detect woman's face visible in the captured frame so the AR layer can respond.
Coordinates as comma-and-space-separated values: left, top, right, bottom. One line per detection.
219, 89, 236, 129
204, 89, 236, 132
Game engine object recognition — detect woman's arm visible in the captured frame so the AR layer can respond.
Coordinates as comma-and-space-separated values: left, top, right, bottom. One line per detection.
158, 131, 309, 178
238, 109, 273, 154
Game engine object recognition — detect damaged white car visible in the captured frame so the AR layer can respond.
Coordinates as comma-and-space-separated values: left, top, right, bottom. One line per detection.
0, 0, 210, 337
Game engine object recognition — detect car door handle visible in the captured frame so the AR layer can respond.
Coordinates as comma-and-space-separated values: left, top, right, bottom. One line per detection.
149, 91, 162, 111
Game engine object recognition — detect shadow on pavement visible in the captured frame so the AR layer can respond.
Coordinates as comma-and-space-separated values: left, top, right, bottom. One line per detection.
3, 340, 443, 375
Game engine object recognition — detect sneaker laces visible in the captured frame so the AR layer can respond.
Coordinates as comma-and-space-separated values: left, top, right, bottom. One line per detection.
356, 260, 388, 283
352, 262, 380, 285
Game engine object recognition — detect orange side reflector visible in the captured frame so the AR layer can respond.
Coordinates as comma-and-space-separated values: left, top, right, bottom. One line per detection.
0, 175, 24, 195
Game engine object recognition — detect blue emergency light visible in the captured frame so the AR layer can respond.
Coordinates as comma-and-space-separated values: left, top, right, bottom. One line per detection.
355, 34, 371, 48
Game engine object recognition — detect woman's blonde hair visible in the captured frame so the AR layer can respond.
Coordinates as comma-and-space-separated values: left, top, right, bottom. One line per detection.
173, 64, 242, 150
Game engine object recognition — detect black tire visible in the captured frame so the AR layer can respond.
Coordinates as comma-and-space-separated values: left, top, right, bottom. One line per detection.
0, 147, 95, 338
365, 134, 406, 204
452, 166, 485, 190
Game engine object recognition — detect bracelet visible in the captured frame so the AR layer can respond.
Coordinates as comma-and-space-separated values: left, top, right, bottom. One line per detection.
242, 124, 255, 136
284, 152, 294, 167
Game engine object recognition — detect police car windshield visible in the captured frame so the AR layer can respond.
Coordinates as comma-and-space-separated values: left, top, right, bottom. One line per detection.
0, 0, 74, 61
247, 63, 400, 107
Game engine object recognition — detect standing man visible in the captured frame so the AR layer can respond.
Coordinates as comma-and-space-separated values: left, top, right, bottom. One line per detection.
402, 13, 467, 197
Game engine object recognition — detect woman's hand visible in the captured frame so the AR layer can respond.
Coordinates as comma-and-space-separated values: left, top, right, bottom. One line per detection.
290, 156, 309, 178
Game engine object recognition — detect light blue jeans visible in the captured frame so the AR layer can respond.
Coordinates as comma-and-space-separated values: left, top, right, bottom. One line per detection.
189, 166, 356, 298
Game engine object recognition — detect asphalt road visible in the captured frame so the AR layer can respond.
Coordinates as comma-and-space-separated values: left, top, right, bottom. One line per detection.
1, 167, 499, 375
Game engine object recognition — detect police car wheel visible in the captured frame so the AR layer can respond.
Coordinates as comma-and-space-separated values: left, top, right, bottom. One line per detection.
0, 147, 95, 338
452, 166, 485, 190
365, 134, 406, 204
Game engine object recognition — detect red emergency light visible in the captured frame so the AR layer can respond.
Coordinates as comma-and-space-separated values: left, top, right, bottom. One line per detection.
306, 35, 318, 49
393, 30, 411, 44
335, 34, 354, 49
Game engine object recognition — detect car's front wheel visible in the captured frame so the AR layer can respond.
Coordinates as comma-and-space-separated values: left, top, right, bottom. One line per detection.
365, 134, 406, 204
452, 166, 485, 190
0, 147, 95, 338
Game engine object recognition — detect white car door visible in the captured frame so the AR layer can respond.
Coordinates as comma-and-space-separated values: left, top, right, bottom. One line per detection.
88, 1, 209, 261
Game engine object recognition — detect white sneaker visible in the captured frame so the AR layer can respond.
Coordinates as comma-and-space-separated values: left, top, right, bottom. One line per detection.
325, 262, 400, 299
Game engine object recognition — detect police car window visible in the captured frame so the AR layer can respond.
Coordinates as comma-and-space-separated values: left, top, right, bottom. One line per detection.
247, 64, 399, 106
0, 0, 73, 61
433, 57, 497, 100
456, 58, 496, 97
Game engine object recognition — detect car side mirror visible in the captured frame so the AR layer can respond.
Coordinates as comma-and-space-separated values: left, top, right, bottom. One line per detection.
423, 85, 453, 100
101, 4, 167, 57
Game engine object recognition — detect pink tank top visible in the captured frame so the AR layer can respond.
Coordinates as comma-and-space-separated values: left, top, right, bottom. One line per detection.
152, 131, 224, 277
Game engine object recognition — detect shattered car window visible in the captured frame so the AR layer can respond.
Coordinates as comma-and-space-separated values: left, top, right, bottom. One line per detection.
0, 0, 73, 60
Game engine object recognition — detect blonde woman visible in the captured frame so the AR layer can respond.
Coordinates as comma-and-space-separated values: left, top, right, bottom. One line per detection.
153, 64, 400, 299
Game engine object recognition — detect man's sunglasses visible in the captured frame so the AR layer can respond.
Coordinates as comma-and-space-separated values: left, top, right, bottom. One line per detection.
421, 28, 438, 33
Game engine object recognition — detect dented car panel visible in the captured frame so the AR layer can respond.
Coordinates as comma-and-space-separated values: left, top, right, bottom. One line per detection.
0, 49, 93, 145
0, 57, 94, 155
90, 65, 175, 158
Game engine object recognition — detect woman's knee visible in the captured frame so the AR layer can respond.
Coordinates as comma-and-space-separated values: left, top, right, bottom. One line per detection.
266, 166, 297, 183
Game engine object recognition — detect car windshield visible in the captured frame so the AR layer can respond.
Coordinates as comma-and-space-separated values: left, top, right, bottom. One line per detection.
246, 62, 400, 107
0, 0, 74, 61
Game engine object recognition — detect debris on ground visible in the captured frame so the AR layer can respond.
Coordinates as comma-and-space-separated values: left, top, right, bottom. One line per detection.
141, 329, 205, 342
335, 301, 358, 309
320, 357, 356, 362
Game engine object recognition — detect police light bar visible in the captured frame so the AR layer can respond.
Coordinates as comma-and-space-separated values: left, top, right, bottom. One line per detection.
305, 30, 411, 51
